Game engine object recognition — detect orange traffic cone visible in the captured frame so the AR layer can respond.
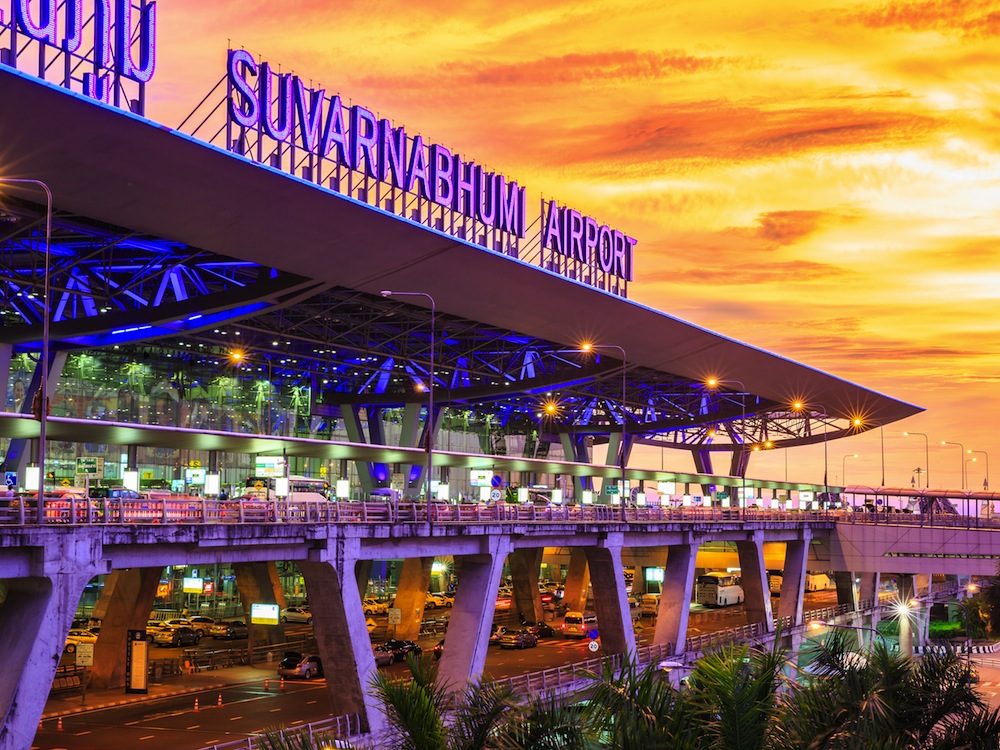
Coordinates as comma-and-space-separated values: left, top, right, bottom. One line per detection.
193, 697, 199, 712
263, 676, 269, 691
280, 676, 285, 691
56, 716, 63, 732
217, 693, 223, 708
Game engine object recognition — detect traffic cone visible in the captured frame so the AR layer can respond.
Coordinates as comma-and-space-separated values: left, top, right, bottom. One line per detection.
263, 676, 269, 691
280, 676, 285, 691
217, 693, 223, 708
193, 698, 199, 712
56, 716, 63, 732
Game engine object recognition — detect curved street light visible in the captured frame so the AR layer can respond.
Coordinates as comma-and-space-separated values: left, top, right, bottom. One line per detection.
0, 178, 52, 524
842, 453, 859, 486
969, 449, 990, 490
792, 401, 830, 504
580, 343, 628, 522
707, 378, 748, 514
380, 290, 436, 516
941, 441, 966, 490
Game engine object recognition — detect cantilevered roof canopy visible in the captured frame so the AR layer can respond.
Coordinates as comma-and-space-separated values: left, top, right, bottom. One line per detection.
0, 67, 921, 429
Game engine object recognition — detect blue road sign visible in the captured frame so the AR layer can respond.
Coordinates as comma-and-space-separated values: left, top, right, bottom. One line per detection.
491, 475, 503, 488
588, 628, 599, 640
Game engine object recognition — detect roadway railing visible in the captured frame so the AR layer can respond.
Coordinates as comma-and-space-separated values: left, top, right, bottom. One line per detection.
0, 496, 844, 526
834, 509, 1000, 530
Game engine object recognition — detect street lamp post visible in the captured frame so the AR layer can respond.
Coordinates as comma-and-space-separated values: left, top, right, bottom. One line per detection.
841, 453, 858, 486
707, 378, 748, 514
969, 449, 990, 490
0, 179, 52, 524
808, 619, 886, 648
941, 441, 966, 489
792, 401, 830, 505
904, 432, 930, 489
580, 343, 628, 521
380, 291, 436, 516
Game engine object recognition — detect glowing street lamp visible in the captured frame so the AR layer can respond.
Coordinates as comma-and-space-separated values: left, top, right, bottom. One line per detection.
903, 432, 930, 489
0, 178, 52, 524
841, 453, 859, 485
707, 378, 749, 513
380, 290, 436, 510
969, 449, 990, 490
579, 342, 628, 520
941, 441, 966, 489
792, 401, 829, 503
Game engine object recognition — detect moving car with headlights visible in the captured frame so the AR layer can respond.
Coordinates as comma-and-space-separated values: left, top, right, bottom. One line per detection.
499, 628, 539, 649
209, 619, 249, 639
562, 611, 598, 639
280, 606, 313, 624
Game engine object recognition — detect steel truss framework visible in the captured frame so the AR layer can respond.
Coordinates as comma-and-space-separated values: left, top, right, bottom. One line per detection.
0, 198, 855, 459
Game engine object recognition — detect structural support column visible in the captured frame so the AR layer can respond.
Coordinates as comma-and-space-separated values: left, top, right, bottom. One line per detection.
89, 567, 162, 689
737, 533, 773, 631
584, 535, 635, 657
833, 570, 859, 611
0, 544, 106, 750
777, 535, 810, 626
437, 537, 512, 691
299, 542, 383, 736
233, 562, 286, 646
562, 548, 590, 613
653, 541, 698, 654
355, 560, 373, 600
391, 557, 433, 641
508, 548, 543, 625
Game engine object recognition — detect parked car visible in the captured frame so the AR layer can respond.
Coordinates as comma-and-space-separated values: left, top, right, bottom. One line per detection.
210, 619, 249, 639
489, 624, 509, 645
433, 639, 445, 660
89, 486, 144, 501
523, 621, 556, 639
372, 645, 395, 667
153, 625, 200, 647
278, 652, 324, 679
379, 639, 422, 660
64, 628, 98, 653
499, 628, 539, 649
187, 615, 215, 637
427, 592, 453, 608
363, 598, 388, 616
280, 606, 313, 624
424, 593, 442, 609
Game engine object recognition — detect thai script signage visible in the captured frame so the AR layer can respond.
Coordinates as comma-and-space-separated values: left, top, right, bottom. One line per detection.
0, 0, 156, 113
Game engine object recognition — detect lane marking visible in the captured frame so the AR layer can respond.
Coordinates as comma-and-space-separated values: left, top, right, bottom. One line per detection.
186, 725, 201, 729
229, 716, 243, 721
139, 735, 156, 741
269, 708, 282, 712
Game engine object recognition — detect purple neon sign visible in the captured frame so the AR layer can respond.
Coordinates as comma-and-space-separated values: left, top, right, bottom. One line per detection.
226, 51, 635, 282
0, 1, 156, 106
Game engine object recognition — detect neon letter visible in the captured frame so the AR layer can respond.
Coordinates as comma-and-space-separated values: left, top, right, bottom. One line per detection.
405, 135, 429, 199
597, 226, 614, 273
15, 0, 57, 45
115, 0, 156, 84
582, 217, 598, 265
378, 119, 407, 190
227, 50, 259, 129
319, 95, 348, 165
495, 177, 526, 237
62, 0, 83, 53
476, 170, 497, 227
295, 78, 325, 152
349, 105, 378, 177
260, 62, 293, 142
567, 210, 584, 261
429, 144, 453, 207
94, 0, 112, 68
452, 156, 476, 217
542, 201, 562, 254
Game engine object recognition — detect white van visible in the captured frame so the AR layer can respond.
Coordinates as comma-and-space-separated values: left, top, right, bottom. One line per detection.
561, 610, 598, 639
641, 593, 661, 617
805, 572, 833, 592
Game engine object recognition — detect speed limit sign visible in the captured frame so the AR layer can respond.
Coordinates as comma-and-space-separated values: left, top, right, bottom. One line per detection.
490, 489, 502, 502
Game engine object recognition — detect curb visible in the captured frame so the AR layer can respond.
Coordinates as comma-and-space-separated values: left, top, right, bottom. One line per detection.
42, 681, 227, 720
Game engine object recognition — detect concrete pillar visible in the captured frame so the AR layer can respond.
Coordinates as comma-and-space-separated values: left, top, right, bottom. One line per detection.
299, 550, 384, 736
233, 562, 286, 647
437, 537, 512, 691
562, 548, 590, 613
833, 570, 859, 611
737, 534, 774, 631
392, 557, 432, 640
915, 573, 931, 599
897, 574, 915, 657
0, 548, 105, 750
584, 535, 635, 657
857, 572, 881, 608
356, 560, 373, 600
509, 548, 543, 624
777, 537, 809, 626
653, 542, 698, 654
342, 405, 375, 494
89, 567, 161, 689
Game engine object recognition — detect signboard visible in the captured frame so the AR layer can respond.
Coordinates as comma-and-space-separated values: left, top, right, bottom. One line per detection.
75, 642, 95, 667
75, 457, 105, 477
387, 608, 402, 625
605, 485, 620, 495
125, 630, 149, 694
470, 470, 491, 487
4, 471, 15, 488
254, 456, 286, 478
588, 640, 600, 652
250, 602, 280, 626
366, 618, 377, 633
182, 577, 204, 594
184, 469, 206, 485
490, 489, 502, 502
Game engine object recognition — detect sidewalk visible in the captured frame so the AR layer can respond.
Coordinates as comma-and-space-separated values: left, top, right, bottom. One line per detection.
43, 663, 270, 719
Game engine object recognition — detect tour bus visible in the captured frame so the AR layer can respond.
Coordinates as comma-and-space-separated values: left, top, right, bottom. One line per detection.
243, 475, 329, 502
695, 572, 744, 607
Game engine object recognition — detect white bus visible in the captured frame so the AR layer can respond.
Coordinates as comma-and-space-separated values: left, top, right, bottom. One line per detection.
243, 475, 329, 502
696, 572, 744, 607
768, 570, 783, 596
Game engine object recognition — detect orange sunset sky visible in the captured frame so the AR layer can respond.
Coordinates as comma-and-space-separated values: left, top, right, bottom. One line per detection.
149, 0, 1000, 491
